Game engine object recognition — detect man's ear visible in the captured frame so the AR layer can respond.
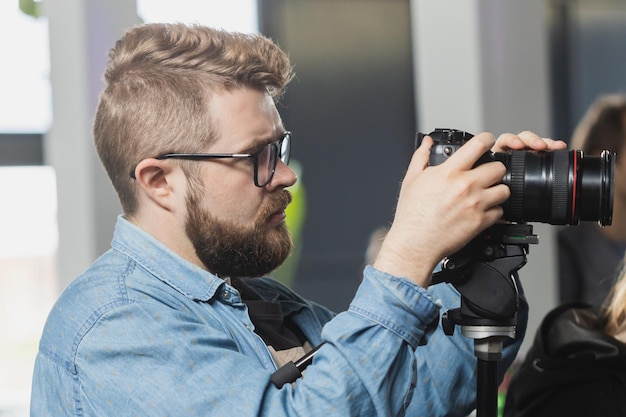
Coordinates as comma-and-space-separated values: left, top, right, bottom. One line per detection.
133, 158, 180, 209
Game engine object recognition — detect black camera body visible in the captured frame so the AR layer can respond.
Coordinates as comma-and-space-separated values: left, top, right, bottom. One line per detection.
415, 128, 615, 226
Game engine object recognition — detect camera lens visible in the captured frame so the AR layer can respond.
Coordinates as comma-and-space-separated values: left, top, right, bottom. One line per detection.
494, 150, 615, 226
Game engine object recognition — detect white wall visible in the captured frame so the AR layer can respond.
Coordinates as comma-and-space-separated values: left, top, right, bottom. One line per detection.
45, 0, 140, 289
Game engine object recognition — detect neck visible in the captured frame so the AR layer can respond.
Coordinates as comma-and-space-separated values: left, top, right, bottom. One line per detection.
129, 211, 207, 270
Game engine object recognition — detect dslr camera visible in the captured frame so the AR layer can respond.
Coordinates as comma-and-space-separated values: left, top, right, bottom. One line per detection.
415, 128, 615, 226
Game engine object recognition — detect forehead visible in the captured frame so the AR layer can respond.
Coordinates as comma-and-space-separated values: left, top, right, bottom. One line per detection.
208, 87, 283, 150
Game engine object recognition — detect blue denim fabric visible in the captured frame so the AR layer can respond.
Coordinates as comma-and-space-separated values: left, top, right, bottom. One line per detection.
31, 216, 526, 416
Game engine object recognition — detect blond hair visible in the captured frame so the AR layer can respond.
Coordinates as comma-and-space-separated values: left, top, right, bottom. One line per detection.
602, 256, 626, 338
93, 23, 294, 214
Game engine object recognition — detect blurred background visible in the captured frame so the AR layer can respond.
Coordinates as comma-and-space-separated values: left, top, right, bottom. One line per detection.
1, 0, 626, 415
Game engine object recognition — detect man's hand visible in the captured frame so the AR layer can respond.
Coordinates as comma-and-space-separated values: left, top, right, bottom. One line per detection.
373, 131, 564, 288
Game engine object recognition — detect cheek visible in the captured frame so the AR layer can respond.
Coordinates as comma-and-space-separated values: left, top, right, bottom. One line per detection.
205, 184, 264, 224
199, 163, 264, 222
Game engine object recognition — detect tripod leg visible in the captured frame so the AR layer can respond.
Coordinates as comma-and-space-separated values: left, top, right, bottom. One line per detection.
476, 358, 499, 417
473, 337, 504, 417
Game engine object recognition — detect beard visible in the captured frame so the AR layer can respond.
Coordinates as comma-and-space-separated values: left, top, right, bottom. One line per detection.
185, 188, 293, 278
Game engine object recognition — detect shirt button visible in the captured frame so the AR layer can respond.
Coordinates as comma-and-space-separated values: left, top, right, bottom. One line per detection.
222, 291, 231, 300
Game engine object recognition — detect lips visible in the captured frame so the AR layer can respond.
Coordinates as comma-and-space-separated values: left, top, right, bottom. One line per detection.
262, 190, 292, 224
268, 210, 287, 225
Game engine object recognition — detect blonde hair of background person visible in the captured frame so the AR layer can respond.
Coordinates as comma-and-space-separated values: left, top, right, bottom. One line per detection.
603, 256, 626, 343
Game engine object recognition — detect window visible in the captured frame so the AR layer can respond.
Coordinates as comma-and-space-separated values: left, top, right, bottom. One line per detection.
0, 3, 53, 416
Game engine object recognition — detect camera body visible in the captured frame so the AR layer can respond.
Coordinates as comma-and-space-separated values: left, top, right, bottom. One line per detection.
415, 128, 615, 226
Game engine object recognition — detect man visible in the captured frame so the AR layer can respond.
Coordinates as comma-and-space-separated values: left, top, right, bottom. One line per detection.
31, 23, 565, 416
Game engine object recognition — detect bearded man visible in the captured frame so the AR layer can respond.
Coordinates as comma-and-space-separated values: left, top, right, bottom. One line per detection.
31, 23, 565, 417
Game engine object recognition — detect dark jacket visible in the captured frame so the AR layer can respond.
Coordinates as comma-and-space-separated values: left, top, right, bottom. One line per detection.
504, 303, 626, 417
557, 223, 624, 307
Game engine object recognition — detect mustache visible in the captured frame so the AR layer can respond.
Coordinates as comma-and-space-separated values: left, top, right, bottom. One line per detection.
258, 190, 293, 219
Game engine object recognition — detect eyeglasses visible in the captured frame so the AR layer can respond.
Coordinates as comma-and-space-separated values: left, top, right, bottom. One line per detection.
131, 131, 291, 187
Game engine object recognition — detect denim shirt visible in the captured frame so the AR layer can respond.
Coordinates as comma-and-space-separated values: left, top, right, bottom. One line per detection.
31, 216, 527, 417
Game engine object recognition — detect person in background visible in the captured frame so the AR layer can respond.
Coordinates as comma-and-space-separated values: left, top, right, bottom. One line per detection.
558, 94, 626, 308
503, 251, 626, 417
30, 22, 565, 416
364, 226, 388, 267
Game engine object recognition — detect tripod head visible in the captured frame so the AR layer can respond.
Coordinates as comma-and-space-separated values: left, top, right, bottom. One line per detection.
432, 223, 537, 417
432, 223, 536, 343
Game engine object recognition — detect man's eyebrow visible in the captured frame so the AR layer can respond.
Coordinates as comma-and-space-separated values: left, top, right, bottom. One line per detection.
241, 132, 285, 153
240, 139, 269, 154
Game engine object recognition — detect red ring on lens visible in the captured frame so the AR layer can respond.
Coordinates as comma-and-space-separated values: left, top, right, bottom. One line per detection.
571, 150, 578, 220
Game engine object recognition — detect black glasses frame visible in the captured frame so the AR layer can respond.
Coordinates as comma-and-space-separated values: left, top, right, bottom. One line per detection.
130, 131, 291, 187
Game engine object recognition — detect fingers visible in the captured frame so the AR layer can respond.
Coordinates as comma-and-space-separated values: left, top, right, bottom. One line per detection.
409, 131, 506, 190
419, 130, 566, 171
444, 132, 496, 170
480, 181, 510, 213
517, 131, 567, 150
469, 160, 507, 189
412, 135, 433, 169
494, 131, 567, 152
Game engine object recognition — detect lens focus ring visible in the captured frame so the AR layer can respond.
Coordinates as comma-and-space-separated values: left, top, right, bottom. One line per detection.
551, 151, 571, 224
508, 152, 525, 220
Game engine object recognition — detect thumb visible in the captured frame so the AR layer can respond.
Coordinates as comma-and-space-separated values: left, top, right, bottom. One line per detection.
410, 135, 433, 171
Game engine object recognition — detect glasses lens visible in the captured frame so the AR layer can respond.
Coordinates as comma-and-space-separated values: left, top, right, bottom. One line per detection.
255, 132, 291, 187
280, 132, 291, 165
256, 142, 277, 186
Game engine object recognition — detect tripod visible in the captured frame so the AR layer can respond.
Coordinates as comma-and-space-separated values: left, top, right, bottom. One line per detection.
433, 223, 537, 417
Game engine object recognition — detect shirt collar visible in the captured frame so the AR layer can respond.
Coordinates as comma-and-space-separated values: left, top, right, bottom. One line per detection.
111, 215, 225, 302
